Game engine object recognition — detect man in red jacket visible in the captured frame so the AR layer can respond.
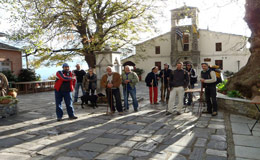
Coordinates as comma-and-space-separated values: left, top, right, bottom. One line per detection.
54, 63, 77, 121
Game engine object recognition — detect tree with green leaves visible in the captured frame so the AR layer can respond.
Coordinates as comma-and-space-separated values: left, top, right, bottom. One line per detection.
1, 0, 163, 68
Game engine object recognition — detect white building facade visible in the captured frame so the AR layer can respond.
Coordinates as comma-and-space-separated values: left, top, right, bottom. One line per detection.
122, 6, 250, 80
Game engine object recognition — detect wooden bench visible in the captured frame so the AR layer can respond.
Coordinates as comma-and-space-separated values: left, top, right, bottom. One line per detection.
185, 88, 205, 116
250, 96, 260, 133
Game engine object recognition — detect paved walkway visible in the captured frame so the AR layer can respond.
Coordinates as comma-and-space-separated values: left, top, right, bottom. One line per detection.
0, 82, 259, 160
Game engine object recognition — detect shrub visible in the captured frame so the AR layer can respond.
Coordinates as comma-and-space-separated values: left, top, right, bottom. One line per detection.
227, 90, 242, 98
1, 70, 17, 82
18, 69, 41, 82
133, 68, 144, 76
217, 79, 228, 93
224, 70, 234, 78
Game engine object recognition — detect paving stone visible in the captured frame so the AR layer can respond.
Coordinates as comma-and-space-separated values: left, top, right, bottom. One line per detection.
107, 128, 127, 134
16, 142, 45, 151
208, 124, 225, 129
66, 150, 99, 159
174, 134, 196, 147
206, 155, 227, 160
37, 147, 66, 156
128, 136, 147, 142
194, 138, 207, 147
156, 144, 191, 155
154, 128, 172, 136
189, 147, 205, 160
29, 155, 53, 160
123, 130, 138, 136
216, 129, 226, 135
95, 153, 133, 160
101, 133, 127, 140
0, 147, 30, 154
0, 137, 23, 147
236, 158, 254, 160
129, 150, 151, 157
235, 145, 260, 160
230, 114, 255, 124
79, 143, 107, 152
211, 119, 224, 122
211, 135, 226, 142
56, 157, 81, 160
233, 134, 260, 148
0, 152, 31, 160
150, 152, 187, 160
231, 123, 251, 135
118, 124, 144, 130
84, 129, 107, 135
106, 146, 131, 154
206, 149, 227, 157
162, 134, 183, 145
119, 141, 137, 148
134, 141, 158, 152
207, 140, 227, 150
92, 138, 121, 145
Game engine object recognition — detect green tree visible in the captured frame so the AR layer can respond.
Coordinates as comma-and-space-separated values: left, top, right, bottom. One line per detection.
1, 0, 162, 68
18, 69, 41, 82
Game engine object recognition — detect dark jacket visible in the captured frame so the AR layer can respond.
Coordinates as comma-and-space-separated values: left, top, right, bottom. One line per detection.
73, 70, 86, 83
169, 69, 189, 88
145, 72, 159, 87
82, 73, 97, 91
185, 68, 197, 85
159, 68, 172, 84
201, 69, 217, 87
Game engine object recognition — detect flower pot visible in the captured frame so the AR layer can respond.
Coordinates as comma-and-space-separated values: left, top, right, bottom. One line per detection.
0, 99, 12, 104
8, 91, 17, 98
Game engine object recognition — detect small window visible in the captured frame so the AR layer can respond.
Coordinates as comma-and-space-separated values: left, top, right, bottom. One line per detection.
155, 46, 160, 54
216, 43, 222, 51
215, 60, 223, 70
183, 44, 189, 51
183, 35, 189, 44
155, 62, 161, 70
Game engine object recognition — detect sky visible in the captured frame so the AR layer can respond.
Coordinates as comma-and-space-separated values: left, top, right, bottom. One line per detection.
0, 0, 250, 80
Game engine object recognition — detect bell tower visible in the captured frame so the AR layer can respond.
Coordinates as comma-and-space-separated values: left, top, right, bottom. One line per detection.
170, 6, 200, 68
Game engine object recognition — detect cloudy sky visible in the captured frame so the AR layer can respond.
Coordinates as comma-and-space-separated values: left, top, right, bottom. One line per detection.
0, 0, 250, 79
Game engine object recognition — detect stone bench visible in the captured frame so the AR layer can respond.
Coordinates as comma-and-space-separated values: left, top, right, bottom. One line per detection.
0, 100, 18, 118
217, 93, 259, 119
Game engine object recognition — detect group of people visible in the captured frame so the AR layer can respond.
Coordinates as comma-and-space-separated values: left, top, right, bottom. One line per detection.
53, 62, 218, 121
145, 62, 218, 116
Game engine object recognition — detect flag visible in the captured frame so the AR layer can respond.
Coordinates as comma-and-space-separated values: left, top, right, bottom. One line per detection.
192, 24, 199, 38
176, 28, 183, 38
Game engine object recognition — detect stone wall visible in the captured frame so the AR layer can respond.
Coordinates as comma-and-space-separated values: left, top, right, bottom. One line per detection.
0, 101, 18, 118
217, 93, 259, 119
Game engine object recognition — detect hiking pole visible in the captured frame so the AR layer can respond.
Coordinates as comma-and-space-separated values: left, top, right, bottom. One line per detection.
162, 72, 165, 103
151, 79, 154, 104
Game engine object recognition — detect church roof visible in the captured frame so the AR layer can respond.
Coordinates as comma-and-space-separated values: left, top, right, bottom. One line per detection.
0, 42, 21, 51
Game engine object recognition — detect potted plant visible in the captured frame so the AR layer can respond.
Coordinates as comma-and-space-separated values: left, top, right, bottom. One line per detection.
8, 88, 18, 98
133, 68, 144, 81
0, 96, 15, 104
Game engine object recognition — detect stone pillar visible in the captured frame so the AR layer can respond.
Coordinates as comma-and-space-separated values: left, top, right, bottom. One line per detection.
95, 46, 122, 93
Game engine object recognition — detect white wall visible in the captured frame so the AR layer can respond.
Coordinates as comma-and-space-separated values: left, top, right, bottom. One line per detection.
199, 30, 250, 73
122, 32, 172, 80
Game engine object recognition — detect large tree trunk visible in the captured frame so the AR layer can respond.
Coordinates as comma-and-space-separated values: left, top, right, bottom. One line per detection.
226, 0, 260, 99
85, 53, 96, 68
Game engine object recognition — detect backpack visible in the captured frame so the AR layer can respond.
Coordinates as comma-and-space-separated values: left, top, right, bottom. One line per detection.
210, 65, 222, 84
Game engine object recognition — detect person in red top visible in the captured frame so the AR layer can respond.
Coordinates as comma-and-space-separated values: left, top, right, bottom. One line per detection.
54, 63, 77, 121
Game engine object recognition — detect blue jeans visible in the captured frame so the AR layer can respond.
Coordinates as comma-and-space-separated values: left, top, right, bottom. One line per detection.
55, 90, 75, 119
74, 83, 85, 102
123, 87, 138, 110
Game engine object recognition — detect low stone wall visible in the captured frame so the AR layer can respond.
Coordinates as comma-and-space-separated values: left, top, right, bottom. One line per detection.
217, 93, 259, 119
0, 101, 18, 118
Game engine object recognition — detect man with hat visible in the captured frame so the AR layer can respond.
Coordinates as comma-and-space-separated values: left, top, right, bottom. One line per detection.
54, 63, 78, 121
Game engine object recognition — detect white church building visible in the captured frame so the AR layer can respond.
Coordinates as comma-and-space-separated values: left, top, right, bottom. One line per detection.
122, 6, 250, 80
